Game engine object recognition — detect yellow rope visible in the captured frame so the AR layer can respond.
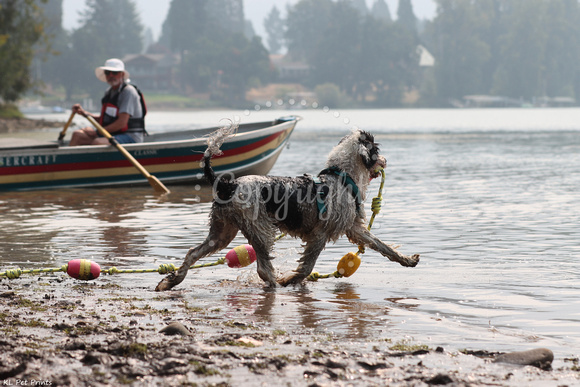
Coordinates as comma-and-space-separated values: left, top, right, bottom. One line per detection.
0, 257, 229, 279
0, 265, 69, 279
307, 271, 343, 281
95, 257, 229, 276
356, 168, 385, 256
190, 257, 226, 269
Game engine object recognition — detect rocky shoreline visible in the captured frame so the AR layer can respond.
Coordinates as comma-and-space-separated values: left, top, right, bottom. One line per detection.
0, 117, 63, 133
1, 276, 578, 386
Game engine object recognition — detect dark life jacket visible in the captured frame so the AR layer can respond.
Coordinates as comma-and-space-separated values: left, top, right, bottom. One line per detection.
99, 82, 147, 133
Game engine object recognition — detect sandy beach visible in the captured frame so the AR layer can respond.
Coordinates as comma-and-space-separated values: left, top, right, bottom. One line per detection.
0, 117, 63, 133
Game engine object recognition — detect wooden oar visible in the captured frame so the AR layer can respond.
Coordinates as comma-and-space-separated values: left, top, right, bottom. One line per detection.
58, 111, 76, 144
85, 115, 170, 194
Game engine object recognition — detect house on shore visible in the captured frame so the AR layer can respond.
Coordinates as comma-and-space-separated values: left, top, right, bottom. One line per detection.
123, 53, 180, 91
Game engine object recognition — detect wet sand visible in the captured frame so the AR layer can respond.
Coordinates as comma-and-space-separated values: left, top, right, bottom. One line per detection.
1, 275, 578, 386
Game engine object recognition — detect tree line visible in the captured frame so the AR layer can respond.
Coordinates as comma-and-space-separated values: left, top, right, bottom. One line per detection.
268, 0, 580, 107
423, 0, 580, 106
2, 0, 580, 110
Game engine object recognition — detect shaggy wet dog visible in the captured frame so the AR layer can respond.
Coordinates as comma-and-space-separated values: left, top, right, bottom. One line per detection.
156, 126, 419, 291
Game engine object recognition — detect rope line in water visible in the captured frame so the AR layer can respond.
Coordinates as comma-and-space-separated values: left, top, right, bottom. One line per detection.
1, 266, 69, 279
0, 248, 251, 281
100, 258, 227, 276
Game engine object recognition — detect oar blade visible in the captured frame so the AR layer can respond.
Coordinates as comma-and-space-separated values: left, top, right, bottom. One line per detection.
148, 175, 171, 194
58, 111, 76, 144
85, 115, 170, 194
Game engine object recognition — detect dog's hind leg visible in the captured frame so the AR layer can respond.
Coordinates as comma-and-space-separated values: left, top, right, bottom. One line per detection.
155, 219, 239, 291
346, 225, 420, 267
278, 237, 327, 286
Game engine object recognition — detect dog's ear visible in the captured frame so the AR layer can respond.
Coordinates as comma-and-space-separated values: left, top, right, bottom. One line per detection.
358, 130, 375, 144
358, 130, 380, 169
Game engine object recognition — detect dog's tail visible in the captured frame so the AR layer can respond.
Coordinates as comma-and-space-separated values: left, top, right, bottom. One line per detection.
203, 120, 238, 185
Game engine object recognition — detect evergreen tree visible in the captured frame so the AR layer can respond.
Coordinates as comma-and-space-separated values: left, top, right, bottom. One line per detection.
116, 0, 143, 54
264, 5, 284, 54
160, 0, 271, 103
371, 0, 392, 22
397, 0, 417, 35
358, 15, 417, 105
285, 0, 334, 61
0, 0, 50, 103
349, 0, 368, 15
309, 0, 362, 93
219, 34, 272, 103
210, 0, 244, 35
76, 0, 143, 57
160, 0, 245, 53
285, 0, 418, 106
427, 0, 491, 101
244, 19, 256, 40
492, 0, 547, 99
64, 0, 144, 100
542, 0, 580, 98
423, 0, 580, 104
35, 0, 67, 87
473, 0, 504, 97
40, 0, 62, 36
161, 0, 208, 62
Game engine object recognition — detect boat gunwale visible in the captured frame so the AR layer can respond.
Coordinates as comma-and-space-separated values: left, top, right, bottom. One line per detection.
0, 117, 300, 156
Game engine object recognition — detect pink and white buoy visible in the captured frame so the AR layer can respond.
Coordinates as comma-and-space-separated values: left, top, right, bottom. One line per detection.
224, 244, 257, 268
66, 259, 101, 280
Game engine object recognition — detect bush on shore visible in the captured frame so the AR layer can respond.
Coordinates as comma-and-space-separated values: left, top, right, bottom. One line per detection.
0, 104, 24, 119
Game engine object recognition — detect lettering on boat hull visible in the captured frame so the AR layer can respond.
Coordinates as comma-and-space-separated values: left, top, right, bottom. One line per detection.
0, 154, 58, 168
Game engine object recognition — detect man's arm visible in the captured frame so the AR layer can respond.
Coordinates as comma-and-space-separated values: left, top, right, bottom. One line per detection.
103, 112, 130, 133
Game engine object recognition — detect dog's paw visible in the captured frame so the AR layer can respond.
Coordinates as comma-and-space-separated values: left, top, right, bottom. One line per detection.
278, 271, 305, 287
262, 281, 278, 289
402, 254, 420, 267
277, 278, 291, 287
277, 272, 295, 287
155, 274, 178, 291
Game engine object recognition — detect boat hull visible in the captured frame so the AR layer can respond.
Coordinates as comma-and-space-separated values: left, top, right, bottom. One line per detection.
0, 117, 299, 191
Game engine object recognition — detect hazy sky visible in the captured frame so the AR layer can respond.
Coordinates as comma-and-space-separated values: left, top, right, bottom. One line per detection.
62, 0, 437, 41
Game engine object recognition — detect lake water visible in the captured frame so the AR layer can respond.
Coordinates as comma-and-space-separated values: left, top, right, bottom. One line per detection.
2, 108, 579, 360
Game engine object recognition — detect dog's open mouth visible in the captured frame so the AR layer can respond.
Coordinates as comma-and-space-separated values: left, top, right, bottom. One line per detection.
370, 158, 387, 179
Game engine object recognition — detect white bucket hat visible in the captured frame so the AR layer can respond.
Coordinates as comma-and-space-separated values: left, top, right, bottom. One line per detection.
95, 58, 130, 82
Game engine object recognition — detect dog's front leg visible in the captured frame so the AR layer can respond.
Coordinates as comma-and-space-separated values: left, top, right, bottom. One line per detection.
278, 237, 326, 286
156, 220, 238, 291
155, 242, 210, 291
346, 226, 420, 267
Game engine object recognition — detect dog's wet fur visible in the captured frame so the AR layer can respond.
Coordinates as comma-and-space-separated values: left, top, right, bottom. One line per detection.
156, 127, 419, 291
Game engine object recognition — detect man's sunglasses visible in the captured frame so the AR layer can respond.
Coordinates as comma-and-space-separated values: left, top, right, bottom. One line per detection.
104, 70, 121, 76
